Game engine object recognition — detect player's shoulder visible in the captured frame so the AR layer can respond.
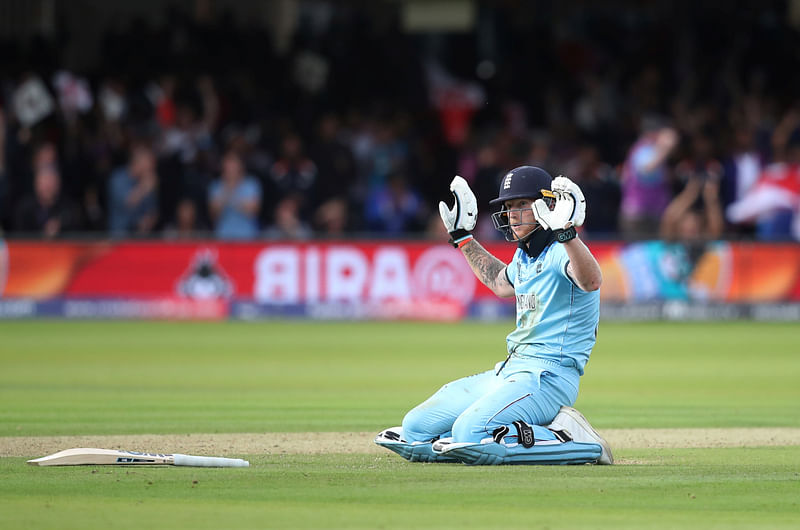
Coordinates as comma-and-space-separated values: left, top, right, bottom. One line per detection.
544, 240, 567, 261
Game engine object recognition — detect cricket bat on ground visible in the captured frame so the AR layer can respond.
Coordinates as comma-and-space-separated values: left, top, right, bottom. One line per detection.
27, 448, 249, 467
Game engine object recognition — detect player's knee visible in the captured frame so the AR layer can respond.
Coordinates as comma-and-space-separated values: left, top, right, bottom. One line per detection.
401, 407, 433, 443
401, 383, 455, 443
451, 412, 485, 443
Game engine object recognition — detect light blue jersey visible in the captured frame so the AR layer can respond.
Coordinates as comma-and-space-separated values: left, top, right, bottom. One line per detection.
504, 241, 600, 376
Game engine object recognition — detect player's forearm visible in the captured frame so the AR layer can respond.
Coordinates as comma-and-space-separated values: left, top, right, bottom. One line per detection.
564, 238, 602, 291
460, 239, 513, 297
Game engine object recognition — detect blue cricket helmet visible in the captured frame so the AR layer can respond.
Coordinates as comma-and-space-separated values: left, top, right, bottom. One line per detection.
489, 166, 554, 205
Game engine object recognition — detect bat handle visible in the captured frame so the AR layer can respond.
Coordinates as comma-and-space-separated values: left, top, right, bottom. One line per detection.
172, 454, 250, 467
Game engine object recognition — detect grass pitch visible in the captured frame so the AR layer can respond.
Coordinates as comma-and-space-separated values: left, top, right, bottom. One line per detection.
1, 320, 799, 529
2, 449, 799, 529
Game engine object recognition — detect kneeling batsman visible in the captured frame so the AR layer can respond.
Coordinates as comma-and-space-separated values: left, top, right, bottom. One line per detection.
375, 166, 613, 465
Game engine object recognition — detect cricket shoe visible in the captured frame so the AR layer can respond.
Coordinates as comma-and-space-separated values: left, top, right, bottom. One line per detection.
374, 427, 459, 463
547, 406, 614, 465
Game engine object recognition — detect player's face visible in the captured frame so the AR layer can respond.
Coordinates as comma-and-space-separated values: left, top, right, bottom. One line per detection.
504, 198, 538, 240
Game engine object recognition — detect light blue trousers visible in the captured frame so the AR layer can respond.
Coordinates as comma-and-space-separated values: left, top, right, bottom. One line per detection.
402, 365, 579, 444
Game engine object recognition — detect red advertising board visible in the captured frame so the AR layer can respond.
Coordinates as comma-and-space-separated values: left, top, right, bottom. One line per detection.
1, 240, 799, 304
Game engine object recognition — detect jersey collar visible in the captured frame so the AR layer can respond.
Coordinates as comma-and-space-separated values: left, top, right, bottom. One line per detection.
518, 228, 556, 258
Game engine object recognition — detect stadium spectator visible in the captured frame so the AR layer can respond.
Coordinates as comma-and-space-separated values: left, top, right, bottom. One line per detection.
149, 74, 178, 130
32, 141, 59, 174
727, 130, 800, 241
313, 197, 350, 235
208, 149, 262, 240
660, 175, 724, 242
363, 119, 410, 193
660, 132, 725, 241
14, 165, 83, 238
221, 123, 273, 183
619, 121, 679, 239
310, 114, 357, 230
721, 124, 764, 236
264, 195, 313, 240
108, 144, 160, 236
159, 75, 218, 166
343, 111, 379, 194
267, 132, 318, 222
756, 111, 800, 240
364, 170, 426, 235
164, 197, 207, 240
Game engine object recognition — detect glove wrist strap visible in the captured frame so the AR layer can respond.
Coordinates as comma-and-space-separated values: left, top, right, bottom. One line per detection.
553, 226, 577, 243
448, 229, 472, 248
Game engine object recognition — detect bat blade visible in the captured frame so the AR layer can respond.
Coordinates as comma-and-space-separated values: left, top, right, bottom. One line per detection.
27, 448, 174, 466
27, 448, 249, 467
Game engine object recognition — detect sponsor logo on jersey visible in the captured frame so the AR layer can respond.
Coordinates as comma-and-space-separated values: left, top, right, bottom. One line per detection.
516, 293, 537, 311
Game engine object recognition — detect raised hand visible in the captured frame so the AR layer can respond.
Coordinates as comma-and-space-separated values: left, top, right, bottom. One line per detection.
533, 176, 586, 230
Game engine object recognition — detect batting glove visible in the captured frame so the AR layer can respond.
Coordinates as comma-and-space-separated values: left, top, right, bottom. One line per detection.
532, 176, 586, 242
439, 176, 478, 247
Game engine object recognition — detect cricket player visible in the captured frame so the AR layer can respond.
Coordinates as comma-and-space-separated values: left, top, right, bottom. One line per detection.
375, 166, 613, 465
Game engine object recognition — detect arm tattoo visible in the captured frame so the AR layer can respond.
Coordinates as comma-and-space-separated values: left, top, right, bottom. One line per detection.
461, 240, 508, 292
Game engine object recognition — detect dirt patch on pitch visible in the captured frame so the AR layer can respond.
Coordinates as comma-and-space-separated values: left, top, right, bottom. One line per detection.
605, 428, 800, 450
2, 428, 799, 458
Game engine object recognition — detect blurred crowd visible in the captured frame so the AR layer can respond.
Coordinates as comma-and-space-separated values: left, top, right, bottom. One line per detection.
1, 2, 799, 242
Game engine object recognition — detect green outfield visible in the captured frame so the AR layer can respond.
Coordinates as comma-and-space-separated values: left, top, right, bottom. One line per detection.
1, 320, 799, 529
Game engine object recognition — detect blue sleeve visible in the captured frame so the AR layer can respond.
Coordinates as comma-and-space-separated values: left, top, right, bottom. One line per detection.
552, 243, 573, 283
